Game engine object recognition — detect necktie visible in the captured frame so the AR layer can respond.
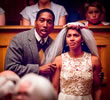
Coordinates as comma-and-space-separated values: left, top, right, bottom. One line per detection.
39, 39, 45, 64
39, 49, 44, 64
40, 38, 44, 46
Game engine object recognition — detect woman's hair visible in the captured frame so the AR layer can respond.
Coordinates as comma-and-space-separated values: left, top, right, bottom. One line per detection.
42, 22, 99, 64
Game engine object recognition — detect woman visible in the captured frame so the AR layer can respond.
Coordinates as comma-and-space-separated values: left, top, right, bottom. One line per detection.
43, 22, 102, 100
80, 1, 109, 26
20, 0, 67, 26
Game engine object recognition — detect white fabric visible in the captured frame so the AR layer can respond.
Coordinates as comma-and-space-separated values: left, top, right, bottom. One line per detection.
42, 28, 67, 64
42, 22, 99, 64
58, 52, 93, 100
58, 93, 93, 100
20, 2, 67, 25
80, 28, 98, 56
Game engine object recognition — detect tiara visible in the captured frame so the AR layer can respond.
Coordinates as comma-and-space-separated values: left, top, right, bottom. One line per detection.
63, 23, 88, 29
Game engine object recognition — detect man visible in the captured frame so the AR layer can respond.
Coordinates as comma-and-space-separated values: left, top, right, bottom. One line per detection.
13, 73, 57, 100
5, 9, 56, 77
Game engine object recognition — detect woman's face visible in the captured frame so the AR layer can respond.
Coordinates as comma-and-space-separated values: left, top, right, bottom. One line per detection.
86, 6, 101, 24
66, 29, 83, 50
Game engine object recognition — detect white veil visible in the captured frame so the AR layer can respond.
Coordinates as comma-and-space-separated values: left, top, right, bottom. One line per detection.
42, 22, 99, 64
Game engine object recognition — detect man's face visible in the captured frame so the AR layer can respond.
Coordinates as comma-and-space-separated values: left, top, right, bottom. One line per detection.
35, 12, 54, 38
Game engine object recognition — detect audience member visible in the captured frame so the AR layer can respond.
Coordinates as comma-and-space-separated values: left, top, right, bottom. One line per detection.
4, 9, 56, 77
43, 22, 102, 100
0, 70, 20, 84
0, 76, 17, 100
20, 0, 67, 26
79, 1, 110, 26
0, 7, 5, 25
0, 70, 20, 100
13, 73, 57, 100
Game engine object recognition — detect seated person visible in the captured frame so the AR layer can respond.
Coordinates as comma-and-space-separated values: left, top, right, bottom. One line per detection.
13, 73, 57, 100
0, 7, 5, 25
0, 70, 20, 83
20, 0, 67, 26
79, 1, 110, 26
0, 76, 18, 100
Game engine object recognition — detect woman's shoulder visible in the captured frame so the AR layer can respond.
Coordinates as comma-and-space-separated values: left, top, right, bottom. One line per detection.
53, 55, 62, 68
54, 55, 62, 62
91, 55, 101, 68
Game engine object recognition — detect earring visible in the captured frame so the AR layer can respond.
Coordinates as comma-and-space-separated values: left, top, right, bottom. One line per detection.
81, 42, 84, 46
66, 44, 69, 47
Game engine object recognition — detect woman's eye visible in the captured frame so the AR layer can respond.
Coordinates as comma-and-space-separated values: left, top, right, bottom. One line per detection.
66, 34, 71, 37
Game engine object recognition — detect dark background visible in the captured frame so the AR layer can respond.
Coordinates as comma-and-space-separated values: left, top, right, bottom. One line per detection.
0, 0, 109, 25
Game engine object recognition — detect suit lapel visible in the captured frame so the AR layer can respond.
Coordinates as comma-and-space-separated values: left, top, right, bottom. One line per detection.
28, 29, 40, 64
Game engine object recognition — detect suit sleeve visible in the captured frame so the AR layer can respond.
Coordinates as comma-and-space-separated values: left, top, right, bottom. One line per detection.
4, 34, 39, 77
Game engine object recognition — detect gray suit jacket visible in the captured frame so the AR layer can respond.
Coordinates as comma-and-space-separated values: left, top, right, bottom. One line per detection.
4, 28, 53, 77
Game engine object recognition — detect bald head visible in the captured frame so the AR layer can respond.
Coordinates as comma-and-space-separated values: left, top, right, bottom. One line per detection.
0, 70, 20, 83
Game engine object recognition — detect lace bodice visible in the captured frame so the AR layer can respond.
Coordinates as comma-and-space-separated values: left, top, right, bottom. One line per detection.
60, 52, 93, 96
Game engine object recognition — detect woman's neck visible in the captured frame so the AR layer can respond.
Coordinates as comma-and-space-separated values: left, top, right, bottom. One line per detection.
69, 48, 84, 58
38, 1, 51, 9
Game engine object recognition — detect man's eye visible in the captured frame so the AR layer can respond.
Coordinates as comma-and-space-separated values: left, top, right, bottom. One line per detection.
40, 18, 44, 22
48, 20, 53, 24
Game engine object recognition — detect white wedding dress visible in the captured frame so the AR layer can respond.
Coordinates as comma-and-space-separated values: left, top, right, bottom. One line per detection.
58, 52, 93, 100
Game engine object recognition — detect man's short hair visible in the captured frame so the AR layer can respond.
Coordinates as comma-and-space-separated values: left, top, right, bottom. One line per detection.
36, 9, 55, 23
